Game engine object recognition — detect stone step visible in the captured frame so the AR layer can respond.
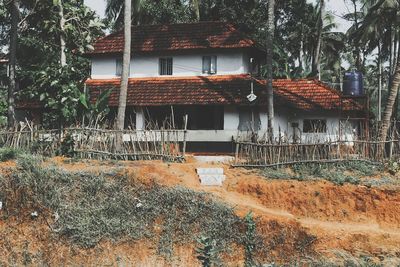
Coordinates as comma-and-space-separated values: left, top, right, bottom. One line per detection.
199, 175, 224, 186
197, 168, 225, 186
196, 168, 224, 175
199, 174, 226, 182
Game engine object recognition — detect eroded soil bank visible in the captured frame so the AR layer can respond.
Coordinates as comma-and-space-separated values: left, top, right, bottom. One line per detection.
0, 157, 399, 266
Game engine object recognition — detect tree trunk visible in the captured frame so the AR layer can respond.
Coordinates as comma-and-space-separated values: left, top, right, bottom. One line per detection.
192, 0, 200, 21
59, 0, 66, 67
380, 46, 400, 142
8, 0, 19, 128
378, 43, 382, 121
116, 0, 132, 131
312, 0, 324, 78
266, 0, 275, 141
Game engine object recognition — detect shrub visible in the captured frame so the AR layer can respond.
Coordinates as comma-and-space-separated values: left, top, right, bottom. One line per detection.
244, 212, 256, 267
195, 236, 221, 267
0, 147, 20, 162
263, 161, 382, 186
59, 133, 75, 157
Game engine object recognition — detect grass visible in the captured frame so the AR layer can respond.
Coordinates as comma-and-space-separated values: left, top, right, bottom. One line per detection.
262, 161, 386, 186
0, 153, 271, 261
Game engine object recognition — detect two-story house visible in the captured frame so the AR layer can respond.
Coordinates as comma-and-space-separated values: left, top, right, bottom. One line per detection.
83, 22, 366, 150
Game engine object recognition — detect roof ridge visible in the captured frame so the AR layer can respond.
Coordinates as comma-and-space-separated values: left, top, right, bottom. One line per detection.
104, 21, 232, 37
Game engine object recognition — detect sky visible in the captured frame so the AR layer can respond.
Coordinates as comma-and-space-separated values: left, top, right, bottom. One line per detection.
84, 0, 353, 33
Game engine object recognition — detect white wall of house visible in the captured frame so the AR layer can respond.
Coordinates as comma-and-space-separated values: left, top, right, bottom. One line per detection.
223, 106, 239, 130
131, 105, 355, 143
91, 50, 250, 79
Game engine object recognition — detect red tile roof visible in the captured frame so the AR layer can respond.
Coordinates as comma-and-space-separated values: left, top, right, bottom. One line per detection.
85, 75, 363, 111
85, 22, 261, 55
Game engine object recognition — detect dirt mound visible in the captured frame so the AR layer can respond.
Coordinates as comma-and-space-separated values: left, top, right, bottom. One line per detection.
233, 178, 400, 227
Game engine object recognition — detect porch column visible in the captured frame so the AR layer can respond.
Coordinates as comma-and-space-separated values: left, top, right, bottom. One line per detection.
135, 107, 145, 130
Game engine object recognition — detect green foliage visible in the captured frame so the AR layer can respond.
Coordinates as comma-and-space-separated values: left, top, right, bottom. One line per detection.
195, 236, 221, 267
59, 133, 75, 158
384, 159, 400, 175
0, 147, 20, 162
14, 0, 104, 125
79, 88, 111, 122
263, 161, 384, 186
244, 212, 256, 267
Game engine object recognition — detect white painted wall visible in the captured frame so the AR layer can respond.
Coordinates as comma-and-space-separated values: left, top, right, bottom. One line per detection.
131, 105, 356, 143
223, 106, 239, 130
90, 50, 250, 79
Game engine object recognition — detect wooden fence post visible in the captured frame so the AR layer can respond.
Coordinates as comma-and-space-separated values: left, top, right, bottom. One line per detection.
182, 114, 188, 158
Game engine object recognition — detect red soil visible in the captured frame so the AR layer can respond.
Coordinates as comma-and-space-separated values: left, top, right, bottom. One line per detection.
1, 156, 399, 265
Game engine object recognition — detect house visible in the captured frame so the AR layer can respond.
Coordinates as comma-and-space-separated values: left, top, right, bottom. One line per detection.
89, 22, 368, 150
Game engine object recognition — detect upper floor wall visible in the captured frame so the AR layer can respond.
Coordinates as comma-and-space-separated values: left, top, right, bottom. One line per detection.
90, 50, 255, 79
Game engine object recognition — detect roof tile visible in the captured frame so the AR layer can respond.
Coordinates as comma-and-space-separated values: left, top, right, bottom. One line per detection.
86, 22, 259, 55
85, 75, 363, 111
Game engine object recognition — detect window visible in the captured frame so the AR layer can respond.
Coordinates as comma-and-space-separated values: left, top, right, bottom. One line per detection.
116, 58, 130, 77
159, 58, 173, 75
116, 58, 123, 76
303, 119, 327, 133
250, 57, 260, 75
202, 56, 217, 74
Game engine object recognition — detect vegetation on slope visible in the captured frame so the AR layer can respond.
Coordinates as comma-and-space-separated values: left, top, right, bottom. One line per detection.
0, 153, 270, 263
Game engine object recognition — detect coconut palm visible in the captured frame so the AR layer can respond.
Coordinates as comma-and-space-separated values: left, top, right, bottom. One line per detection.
311, 0, 325, 79
116, 0, 132, 130
266, 0, 275, 139
106, 0, 142, 30
8, 0, 19, 128
349, 0, 400, 141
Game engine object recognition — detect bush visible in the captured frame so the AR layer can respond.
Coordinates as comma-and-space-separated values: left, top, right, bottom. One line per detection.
0, 147, 20, 162
263, 161, 382, 186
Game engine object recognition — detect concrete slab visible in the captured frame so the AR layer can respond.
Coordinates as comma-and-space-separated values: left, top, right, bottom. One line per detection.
199, 175, 223, 186
193, 156, 234, 164
199, 174, 226, 182
196, 168, 224, 175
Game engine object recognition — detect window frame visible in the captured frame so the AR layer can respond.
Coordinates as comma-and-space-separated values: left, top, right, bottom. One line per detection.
159, 57, 173, 76
116, 58, 123, 77
202, 55, 217, 75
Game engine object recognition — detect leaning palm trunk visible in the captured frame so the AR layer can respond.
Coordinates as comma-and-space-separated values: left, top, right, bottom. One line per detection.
116, 0, 132, 131
380, 55, 400, 142
266, 0, 275, 142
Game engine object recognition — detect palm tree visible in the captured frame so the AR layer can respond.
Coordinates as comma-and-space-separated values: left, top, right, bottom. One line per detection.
8, 0, 19, 128
311, 0, 325, 79
116, 0, 132, 131
106, 0, 142, 30
266, 0, 275, 140
58, 0, 66, 67
381, 48, 400, 141
351, 0, 400, 141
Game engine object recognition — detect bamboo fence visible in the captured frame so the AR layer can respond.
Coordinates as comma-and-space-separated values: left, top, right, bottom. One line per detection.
0, 126, 186, 161
234, 140, 400, 167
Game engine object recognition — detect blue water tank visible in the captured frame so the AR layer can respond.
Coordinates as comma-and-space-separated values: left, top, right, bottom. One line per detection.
343, 71, 364, 96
